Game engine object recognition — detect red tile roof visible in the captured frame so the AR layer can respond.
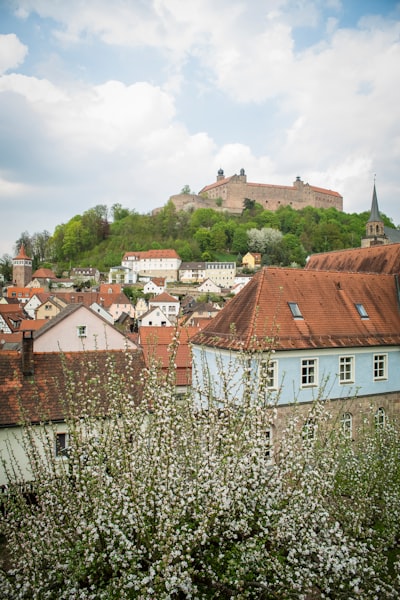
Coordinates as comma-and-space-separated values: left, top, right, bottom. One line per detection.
150, 292, 179, 303
0, 349, 145, 427
191, 267, 400, 351
200, 178, 342, 197
123, 249, 180, 260
139, 326, 199, 386
0, 304, 28, 332
6, 287, 45, 299
305, 243, 400, 274
20, 319, 48, 331
32, 268, 57, 279
14, 245, 31, 260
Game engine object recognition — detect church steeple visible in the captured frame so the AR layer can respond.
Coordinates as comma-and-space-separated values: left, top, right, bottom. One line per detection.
362, 182, 386, 247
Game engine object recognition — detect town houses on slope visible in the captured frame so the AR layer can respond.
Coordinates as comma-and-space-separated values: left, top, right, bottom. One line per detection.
2, 181, 400, 482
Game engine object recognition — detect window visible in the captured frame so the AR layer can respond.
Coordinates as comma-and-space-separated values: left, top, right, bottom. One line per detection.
288, 302, 303, 318
339, 356, 354, 384
373, 354, 387, 380
266, 360, 278, 390
355, 303, 368, 318
55, 432, 69, 457
301, 358, 317, 387
375, 407, 386, 428
341, 412, 353, 439
77, 325, 87, 338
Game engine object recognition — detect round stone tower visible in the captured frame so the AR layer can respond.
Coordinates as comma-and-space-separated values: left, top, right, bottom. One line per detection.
13, 245, 32, 287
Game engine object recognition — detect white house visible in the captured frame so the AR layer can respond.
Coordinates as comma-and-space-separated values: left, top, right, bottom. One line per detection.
179, 262, 207, 283
23, 292, 51, 319
138, 306, 174, 328
148, 292, 180, 324
121, 249, 181, 283
143, 277, 166, 296
197, 278, 221, 294
33, 304, 137, 353
205, 262, 236, 288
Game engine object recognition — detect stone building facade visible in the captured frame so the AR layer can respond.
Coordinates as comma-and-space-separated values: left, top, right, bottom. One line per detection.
169, 169, 343, 214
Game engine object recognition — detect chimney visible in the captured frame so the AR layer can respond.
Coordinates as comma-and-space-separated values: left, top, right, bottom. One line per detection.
22, 330, 34, 376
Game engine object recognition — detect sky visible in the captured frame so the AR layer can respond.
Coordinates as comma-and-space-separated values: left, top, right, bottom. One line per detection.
1, 0, 400, 257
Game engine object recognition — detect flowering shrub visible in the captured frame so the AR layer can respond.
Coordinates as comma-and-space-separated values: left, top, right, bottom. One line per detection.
1, 348, 400, 599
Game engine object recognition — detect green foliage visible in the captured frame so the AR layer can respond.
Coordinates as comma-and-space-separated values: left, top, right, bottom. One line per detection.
12, 199, 392, 272
0, 254, 13, 282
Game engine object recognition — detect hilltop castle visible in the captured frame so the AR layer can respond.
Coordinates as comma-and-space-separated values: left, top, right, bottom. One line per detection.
168, 169, 343, 214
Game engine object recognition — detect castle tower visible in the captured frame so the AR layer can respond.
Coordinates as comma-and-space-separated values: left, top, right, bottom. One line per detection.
216, 168, 225, 181
13, 245, 32, 287
361, 183, 387, 248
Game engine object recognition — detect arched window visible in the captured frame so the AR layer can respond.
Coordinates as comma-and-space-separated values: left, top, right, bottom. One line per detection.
375, 407, 386, 428
341, 412, 353, 439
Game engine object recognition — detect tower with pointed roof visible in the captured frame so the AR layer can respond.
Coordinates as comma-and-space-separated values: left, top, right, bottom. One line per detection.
361, 183, 388, 248
12, 245, 32, 287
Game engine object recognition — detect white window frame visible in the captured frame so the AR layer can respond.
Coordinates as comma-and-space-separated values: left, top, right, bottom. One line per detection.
375, 407, 386, 428
339, 355, 355, 384
373, 353, 387, 380
266, 359, 278, 390
301, 358, 318, 388
341, 412, 353, 439
77, 325, 87, 338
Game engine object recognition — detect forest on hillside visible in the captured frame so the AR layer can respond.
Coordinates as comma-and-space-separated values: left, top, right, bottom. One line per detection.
1, 198, 397, 278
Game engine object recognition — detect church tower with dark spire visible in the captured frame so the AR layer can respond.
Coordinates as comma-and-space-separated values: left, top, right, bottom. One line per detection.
361, 183, 388, 248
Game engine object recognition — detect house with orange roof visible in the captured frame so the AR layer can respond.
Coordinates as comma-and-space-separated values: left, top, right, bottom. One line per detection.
148, 291, 180, 323
143, 277, 166, 296
5, 286, 45, 304
121, 249, 181, 283
0, 345, 145, 486
35, 295, 68, 320
138, 306, 174, 328
0, 303, 29, 334
191, 266, 400, 440
242, 252, 262, 270
23, 292, 51, 319
48, 286, 134, 323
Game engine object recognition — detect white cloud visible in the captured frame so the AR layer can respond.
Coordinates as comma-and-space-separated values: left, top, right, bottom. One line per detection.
1, 0, 400, 258
0, 33, 28, 74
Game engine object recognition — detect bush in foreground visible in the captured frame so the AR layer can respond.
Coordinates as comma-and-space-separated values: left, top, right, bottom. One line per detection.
1, 351, 400, 599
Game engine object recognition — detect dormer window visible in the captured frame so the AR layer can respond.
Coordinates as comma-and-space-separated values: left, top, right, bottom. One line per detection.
288, 302, 303, 319
355, 303, 368, 319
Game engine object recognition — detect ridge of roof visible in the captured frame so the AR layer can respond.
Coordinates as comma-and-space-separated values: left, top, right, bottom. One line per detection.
191, 266, 400, 352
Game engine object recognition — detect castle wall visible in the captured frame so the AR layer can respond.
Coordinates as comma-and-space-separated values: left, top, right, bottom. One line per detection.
168, 175, 343, 214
